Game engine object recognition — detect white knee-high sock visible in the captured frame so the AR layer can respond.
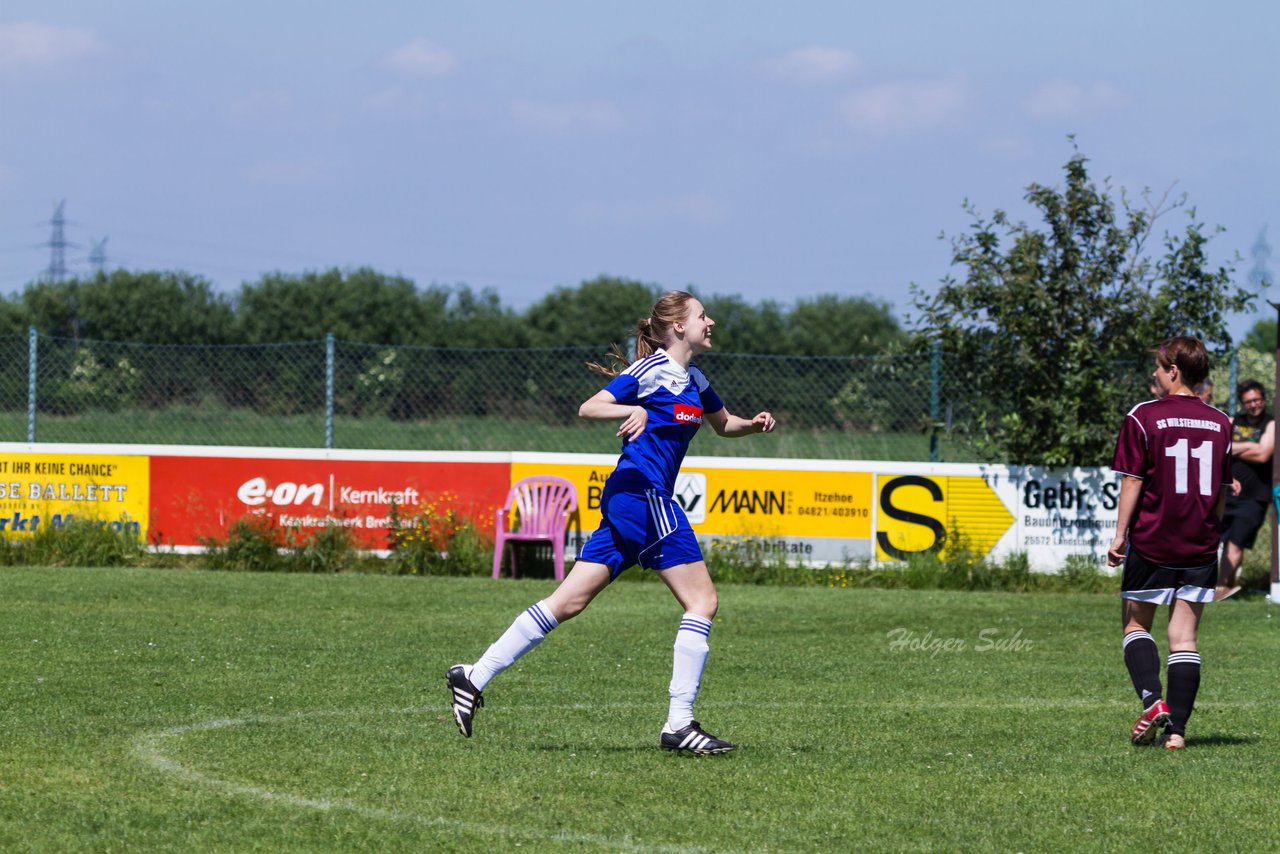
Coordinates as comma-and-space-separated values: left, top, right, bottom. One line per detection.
469, 601, 559, 691
666, 613, 712, 730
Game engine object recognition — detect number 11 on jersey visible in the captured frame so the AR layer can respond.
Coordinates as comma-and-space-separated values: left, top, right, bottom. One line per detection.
1164, 438, 1214, 496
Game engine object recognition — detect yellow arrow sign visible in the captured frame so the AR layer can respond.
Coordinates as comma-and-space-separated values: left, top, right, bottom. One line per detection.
875, 474, 1014, 561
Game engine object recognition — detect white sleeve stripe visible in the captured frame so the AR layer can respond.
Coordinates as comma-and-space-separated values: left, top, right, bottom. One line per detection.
625, 352, 666, 379
1126, 412, 1147, 442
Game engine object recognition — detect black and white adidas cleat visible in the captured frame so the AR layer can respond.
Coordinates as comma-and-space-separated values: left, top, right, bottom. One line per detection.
446, 664, 484, 738
660, 720, 735, 755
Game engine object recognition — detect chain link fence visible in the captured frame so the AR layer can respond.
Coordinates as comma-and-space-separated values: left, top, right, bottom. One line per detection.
0, 331, 1253, 462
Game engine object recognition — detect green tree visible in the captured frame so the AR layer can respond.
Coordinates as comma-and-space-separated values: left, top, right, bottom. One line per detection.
0, 295, 28, 337
913, 145, 1255, 466
236, 268, 427, 344
698, 294, 787, 354
523, 276, 660, 349
1243, 316, 1276, 353
783, 294, 904, 356
18, 279, 83, 340
13, 272, 239, 413
85, 271, 236, 343
431, 285, 529, 348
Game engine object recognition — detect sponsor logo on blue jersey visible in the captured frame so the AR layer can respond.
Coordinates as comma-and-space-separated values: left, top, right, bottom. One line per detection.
674, 403, 703, 425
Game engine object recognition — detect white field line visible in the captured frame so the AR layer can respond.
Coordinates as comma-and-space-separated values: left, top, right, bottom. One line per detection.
132, 697, 1127, 851
132, 705, 721, 854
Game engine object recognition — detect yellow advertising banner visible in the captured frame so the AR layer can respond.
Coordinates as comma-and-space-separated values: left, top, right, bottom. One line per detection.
510, 461, 873, 562
0, 453, 150, 537
874, 474, 1014, 561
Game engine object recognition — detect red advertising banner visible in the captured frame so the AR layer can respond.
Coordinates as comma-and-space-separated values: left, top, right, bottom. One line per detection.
149, 456, 510, 549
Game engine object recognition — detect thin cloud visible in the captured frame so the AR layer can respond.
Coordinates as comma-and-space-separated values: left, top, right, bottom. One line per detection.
839, 79, 969, 134
363, 87, 428, 115
510, 100, 628, 136
981, 135, 1030, 158
244, 157, 335, 186
0, 20, 99, 67
228, 89, 294, 123
1024, 80, 1130, 121
575, 192, 727, 228
760, 46, 859, 83
383, 38, 457, 77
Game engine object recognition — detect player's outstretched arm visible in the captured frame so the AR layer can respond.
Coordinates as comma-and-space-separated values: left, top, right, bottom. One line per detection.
578, 389, 648, 442
705, 408, 776, 438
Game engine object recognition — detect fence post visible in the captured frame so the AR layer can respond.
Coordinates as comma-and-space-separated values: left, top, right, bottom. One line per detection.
1227, 350, 1239, 418
1271, 303, 1280, 604
27, 326, 37, 443
325, 333, 335, 449
929, 339, 940, 463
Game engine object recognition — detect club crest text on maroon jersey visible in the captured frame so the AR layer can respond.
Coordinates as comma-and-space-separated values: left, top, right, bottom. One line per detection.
1155, 417, 1222, 431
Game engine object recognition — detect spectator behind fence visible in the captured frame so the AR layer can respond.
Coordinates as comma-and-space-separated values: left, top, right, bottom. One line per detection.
1194, 379, 1213, 404
1217, 379, 1275, 600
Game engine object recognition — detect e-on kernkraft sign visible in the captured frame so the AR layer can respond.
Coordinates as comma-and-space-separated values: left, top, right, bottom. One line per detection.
149, 455, 509, 549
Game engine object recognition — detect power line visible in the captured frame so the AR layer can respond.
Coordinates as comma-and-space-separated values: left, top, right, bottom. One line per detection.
89, 237, 109, 275
41, 201, 80, 283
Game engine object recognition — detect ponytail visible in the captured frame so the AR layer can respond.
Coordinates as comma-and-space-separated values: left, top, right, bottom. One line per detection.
585, 290, 696, 378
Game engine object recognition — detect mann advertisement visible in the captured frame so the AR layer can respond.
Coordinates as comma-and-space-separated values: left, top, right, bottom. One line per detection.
512, 455, 875, 564
0, 444, 1120, 570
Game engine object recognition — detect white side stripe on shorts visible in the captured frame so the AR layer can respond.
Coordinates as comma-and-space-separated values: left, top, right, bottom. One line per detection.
646, 490, 675, 537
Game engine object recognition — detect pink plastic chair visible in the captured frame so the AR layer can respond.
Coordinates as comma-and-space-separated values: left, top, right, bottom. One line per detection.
492, 475, 579, 580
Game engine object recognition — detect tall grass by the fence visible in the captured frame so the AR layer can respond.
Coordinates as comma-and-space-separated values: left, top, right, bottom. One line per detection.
0, 408, 983, 460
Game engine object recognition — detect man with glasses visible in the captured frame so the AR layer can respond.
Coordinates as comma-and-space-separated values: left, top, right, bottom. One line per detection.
1219, 380, 1274, 599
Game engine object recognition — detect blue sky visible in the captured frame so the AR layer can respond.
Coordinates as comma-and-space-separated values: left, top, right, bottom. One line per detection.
1, 1, 1275, 339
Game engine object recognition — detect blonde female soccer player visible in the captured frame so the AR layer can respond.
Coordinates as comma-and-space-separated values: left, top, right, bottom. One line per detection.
447, 290, 775, 754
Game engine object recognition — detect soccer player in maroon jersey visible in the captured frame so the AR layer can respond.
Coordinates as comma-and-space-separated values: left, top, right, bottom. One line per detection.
1108, 336, 1233, 750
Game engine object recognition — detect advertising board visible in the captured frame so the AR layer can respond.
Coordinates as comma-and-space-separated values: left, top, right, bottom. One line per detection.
0, 451, 149, 536
0, 443, 1123, 571
511, 455, 875, 563
149, 455, 509, 549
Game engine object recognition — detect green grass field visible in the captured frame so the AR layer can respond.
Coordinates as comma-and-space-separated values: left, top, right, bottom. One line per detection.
3, 567, 1277, 852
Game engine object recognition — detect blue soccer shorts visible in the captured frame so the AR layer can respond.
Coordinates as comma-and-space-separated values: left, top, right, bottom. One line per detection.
578, 483, 704, 578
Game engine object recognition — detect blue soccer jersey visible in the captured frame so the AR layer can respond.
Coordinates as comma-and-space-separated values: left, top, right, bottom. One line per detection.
601, 349, 724, 495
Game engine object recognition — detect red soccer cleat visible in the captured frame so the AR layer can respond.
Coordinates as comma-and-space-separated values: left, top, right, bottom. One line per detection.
1131, 698, 1170, 745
